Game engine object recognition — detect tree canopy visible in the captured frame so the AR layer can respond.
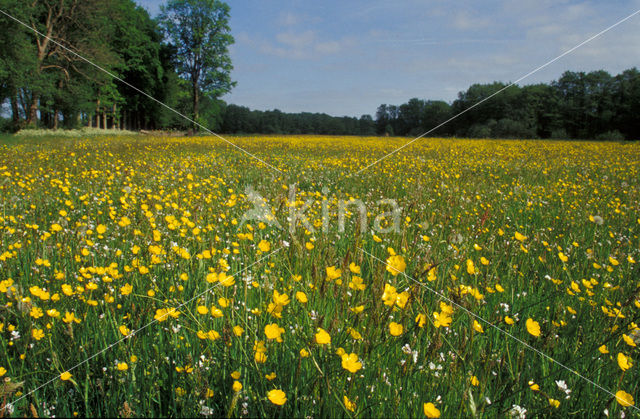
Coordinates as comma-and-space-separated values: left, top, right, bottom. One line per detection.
0, 1, 638, 140
159, 0, 235, 129
377, 69, 640, 141
0, 0, 233, 132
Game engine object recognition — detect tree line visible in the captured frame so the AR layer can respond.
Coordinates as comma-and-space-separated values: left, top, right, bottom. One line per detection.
0, 0, 233, 133
217, 69, 640, 141
1, 1, 638, 140
376, 69, 640, 141
221, 106, 375, 136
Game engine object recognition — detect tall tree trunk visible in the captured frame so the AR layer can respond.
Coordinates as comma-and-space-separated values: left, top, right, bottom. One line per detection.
53, 109, 59, 130
96, 99, 100, 128
112, 103, 118, 129
26, 94, 39, 126
27, 1, 64, 126
192, 81, 199, 130
10, 90, 20, 127
103, 111, 107, 130
53, 79, 63, 130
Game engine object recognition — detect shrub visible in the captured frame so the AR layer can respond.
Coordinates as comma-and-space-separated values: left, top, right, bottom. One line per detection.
595, 130, 626, 142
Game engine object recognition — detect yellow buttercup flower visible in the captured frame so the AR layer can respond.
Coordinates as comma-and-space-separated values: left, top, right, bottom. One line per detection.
232, 381, 242, 392
218, 272, 235, 287
32, 328, 45, 340
433, 311, 452, 328
386, 255, 406, 276
315, 328, 331, 345
514, 231, 527, 242
381, 283, 398, 306
120, 283, 133, 295
341, 353, 362, 373
326, 266, 342, 280
264, 323, 285, 342
267, 389, 287, 406
343, 395, 356, 412
389, 322, 403, 336
617, 352, 632, 371
119, 325, 131, 336
622, 334, 636, 347
423, 402, 441, 418
350, 305, 365, 313
272, 290, 290, 306
466, 259, 476, 275
348, 276, 366, 291
257, 240, 270, 252
615, 390, 634, 407
526, 318, 541, 337
349, 262, 361, 274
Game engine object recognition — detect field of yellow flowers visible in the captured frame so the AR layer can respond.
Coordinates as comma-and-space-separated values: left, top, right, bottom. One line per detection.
0, 134, 639, 417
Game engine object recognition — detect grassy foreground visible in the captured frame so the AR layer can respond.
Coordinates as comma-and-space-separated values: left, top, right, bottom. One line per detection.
0, 134, 639, 417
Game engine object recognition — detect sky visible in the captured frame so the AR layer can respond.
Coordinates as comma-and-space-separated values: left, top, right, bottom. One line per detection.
135, 0, 640, 117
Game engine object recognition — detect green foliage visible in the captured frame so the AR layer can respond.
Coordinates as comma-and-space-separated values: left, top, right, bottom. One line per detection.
595, 130, 625, 142
0, 0, 230, 132
219, 104, 375, 135
379, 69, 640, 140
467, 122, 492, 139
3, 0, 640, 140
159, 0, 235, 126
14, 127, 138, 137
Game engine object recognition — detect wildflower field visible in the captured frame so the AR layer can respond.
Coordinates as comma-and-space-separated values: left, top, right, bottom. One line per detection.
0, 134, 639, 418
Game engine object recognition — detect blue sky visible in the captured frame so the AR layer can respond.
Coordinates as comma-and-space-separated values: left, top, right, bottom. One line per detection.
136, 0, 640, 117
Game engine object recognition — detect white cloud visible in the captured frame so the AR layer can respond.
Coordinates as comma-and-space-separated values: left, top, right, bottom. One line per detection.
315, 38, 356, 54
452, 10, 491, 30
278, 11, 300, 26
276, 30, 316, 49
243, 30, 356, 60
225, 0, 640, 116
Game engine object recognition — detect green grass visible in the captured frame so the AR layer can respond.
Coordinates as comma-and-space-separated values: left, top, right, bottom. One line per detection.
0, 134, 639, 417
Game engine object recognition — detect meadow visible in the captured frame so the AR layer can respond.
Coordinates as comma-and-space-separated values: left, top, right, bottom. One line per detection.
0, 134, 639, 418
